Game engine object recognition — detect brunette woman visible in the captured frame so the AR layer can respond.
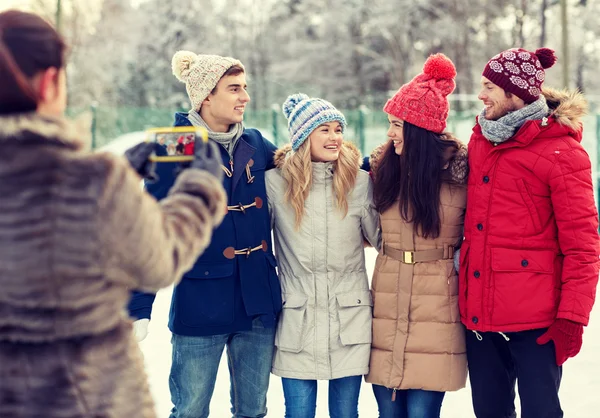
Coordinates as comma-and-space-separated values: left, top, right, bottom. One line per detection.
366, 54, 468, 418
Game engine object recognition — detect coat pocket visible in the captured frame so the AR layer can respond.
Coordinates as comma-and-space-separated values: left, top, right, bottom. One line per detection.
516, 179, 543, 233
336, 290, 373, 346
274, 293, 308, 353
491, 247, 559, 325
184, 262, 234, 280
175, 267, 235, 327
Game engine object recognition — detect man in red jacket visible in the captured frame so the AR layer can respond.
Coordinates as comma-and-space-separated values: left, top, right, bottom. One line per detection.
460, 47, 599, 418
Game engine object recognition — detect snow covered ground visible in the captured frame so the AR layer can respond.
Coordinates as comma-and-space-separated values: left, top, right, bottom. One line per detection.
98, 131, 146, 154
137, 249, 600, 418
102, 127, 600, 417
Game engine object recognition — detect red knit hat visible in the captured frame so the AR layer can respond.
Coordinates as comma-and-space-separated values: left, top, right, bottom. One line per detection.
482, 48, 557, 104
383, 53, 456, 134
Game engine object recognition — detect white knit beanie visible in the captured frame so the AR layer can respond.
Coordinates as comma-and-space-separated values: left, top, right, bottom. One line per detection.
172, 51, 244, 111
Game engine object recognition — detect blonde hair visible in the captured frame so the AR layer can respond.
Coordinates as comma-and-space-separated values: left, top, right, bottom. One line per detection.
281, 139, 359, 230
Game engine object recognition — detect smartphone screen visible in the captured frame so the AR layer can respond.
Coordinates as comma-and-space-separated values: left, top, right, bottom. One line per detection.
146, 127, 207, 162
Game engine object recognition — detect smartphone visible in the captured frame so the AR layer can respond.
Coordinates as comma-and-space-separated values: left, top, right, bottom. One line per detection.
146, 126, 208, 162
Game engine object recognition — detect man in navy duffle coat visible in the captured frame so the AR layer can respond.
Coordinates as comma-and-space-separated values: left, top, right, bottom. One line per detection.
128, 52, 281, 418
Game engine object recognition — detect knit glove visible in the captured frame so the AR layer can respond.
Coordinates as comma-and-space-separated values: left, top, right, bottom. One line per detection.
133, 318, 150, 342
124, 142, 157, 180
536, 318, 584, 366
190, 140, 223, 183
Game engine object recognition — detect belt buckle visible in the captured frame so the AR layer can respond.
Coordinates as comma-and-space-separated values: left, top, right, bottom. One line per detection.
403, 251, 415, 264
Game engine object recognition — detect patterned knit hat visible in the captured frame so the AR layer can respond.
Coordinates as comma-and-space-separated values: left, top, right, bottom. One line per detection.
172, 51, 244, 111
383, 53, 456, 134
483, 48, 557, 104
283, 93, 347, 151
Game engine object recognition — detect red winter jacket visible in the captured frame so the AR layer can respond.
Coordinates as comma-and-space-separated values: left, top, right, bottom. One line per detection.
459, 88, 599, 333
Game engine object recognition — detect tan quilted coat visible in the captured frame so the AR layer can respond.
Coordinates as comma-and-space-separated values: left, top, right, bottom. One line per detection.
0, 113, 226, 417
366, 140, 468, 392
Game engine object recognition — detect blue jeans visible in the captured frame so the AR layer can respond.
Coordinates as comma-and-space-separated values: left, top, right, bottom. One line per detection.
168, 318, 275, 418
281, 375, 362, 418
372, 385, 445, 418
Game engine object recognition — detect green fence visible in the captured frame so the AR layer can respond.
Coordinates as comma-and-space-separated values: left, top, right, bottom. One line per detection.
71, 107, 598, 183
77, 105, 486, 156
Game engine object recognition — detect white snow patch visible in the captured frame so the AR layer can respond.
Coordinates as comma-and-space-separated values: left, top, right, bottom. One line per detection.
96, 131, 146, 155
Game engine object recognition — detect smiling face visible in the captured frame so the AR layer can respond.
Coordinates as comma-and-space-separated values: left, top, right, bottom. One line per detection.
308, 121, 343, 162
387, 114, 404, 155
478, 76, 525, 120
200, 72, 250, 132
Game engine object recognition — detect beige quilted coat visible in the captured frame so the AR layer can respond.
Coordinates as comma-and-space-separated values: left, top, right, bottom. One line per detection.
0, 113, 226, 417
366, 141, 468, 392
267, 142, 380, 380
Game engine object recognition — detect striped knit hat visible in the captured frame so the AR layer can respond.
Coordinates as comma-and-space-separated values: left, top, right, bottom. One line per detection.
283, 93, 347, 151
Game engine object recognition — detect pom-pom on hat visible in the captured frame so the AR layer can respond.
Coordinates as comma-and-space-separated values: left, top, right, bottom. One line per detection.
482, 47, 557, 104
172, 51, 244, 111
283, 93, 347, 151
383, 53, 456, 133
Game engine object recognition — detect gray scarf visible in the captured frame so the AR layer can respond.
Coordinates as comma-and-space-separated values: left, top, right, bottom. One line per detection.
187, 110, 244, 155
478, 96, 549, 144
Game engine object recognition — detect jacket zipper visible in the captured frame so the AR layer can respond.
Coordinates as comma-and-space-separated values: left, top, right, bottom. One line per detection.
392, 388, 397, 401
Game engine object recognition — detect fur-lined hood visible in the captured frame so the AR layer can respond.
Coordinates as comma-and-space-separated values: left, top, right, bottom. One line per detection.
0, 112, 92, 151
543, 87, 588, 132
368, 134, 468, 186
274, 141, 362, 170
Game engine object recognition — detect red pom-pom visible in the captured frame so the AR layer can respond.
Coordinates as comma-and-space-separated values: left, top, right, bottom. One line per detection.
535, 48, 557, 69
423, 53, 456, 80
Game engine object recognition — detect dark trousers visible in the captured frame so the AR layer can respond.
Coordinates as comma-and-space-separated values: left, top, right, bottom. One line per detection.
466, 328, 563, 418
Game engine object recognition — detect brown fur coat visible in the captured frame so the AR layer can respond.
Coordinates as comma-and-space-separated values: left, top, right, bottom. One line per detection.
0, 113, 226, 417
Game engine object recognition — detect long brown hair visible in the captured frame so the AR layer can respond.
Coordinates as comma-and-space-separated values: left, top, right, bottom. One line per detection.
373, 121, 461, 239
0, 10, 66, 115
281, 140, 359, 230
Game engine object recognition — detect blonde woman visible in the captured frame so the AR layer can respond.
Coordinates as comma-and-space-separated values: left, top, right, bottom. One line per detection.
266, 94, 380, 418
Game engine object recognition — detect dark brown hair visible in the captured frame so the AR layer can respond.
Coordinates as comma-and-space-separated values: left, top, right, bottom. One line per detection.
0, 10, 66, 115
373, 121, 461, 239
210, 64, 245, 95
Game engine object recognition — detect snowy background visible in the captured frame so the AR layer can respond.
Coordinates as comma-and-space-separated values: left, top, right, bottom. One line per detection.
5, 0, 600, 120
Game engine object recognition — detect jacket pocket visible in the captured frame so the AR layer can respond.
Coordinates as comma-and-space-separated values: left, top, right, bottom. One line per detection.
274, 293, 308, 353
184, 262, 234, 280
175, 268, 235, 327
490, 247, 559, 326
336, 290, 373, 346
516, 179, 543, 233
